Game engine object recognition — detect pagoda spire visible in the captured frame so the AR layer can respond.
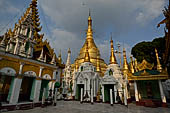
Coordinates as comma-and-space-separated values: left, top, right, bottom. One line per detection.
17, 0, 42, 40
86, 9, 93, 40
123, 48, 129, 75
110, 34, 117, 64
130, 56, 135, 73
155, 48, 162, 72
66, 48, 71, 66
84, 41, 90, 62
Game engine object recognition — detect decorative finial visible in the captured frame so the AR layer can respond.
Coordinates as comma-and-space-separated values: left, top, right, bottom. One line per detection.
123, 48, 129, 74
50, 53, 56, 65
66, 48, 71, 66
89, 8, 91, 16
37, 48, 44, 62
110, 34, 117, 64
155, 48, 162, 72
68, 48, 71, 53
130, 55, 135, 73
44, 55, 47, 63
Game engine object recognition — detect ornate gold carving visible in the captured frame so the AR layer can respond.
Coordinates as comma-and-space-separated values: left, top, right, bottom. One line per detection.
137, 59, 154, 71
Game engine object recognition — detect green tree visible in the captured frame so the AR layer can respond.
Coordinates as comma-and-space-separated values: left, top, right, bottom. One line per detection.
131, 37, 165, 66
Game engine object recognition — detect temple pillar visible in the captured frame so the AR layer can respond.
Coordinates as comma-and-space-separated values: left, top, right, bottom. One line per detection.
33, 78, 42, 102
91, 88, 93, 104
134, 81, 139, 102
124, 87, 127, 106
114, 85, 118, 103
93, 79, 96, 97
9, 62, 24, 104
33, 66, 44, 102
102, 85, 104, 102
39, 66, 44, 77
110, 89, 113, 106
80, 88, 83, 103
158, 80, 167, 105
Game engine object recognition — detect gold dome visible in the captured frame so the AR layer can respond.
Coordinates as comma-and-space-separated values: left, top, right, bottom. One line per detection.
72, 12, 107, 76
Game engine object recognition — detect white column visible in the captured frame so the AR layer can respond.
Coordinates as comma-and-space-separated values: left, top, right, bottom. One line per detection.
134, 81, 139, 102
42, 88, 45, 105
14, 39, 19, 54
19, 62, 24, 75
39, 66, 44, 77
158, 80, 166, 103
57, 69, 61, 83
51, 81, 55, 97
80, 88, 83, 103
33, 79, 42, 102
91, 88, 93, 104
110, 89, 113, 106
9, 62, 24, 104
94, 80, 96, 97
9, 77, 22, 104
84, 79, 87, 96
124, 88, 127, 106
102, 85, 105, 102
54, 88, 57, 106
29, 30, 32, 38
114, 85, 117, 103
53, 70, 57, 80
24, 28, 28, 36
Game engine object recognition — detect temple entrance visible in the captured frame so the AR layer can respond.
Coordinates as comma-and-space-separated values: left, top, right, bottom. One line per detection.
39, 80, 49, 100
0, 75, 13, 103
104, 84, 114, 103
137, 80, 161, 100
129, 82, 135, 101
18, 77, 35, 102
75, 84, 84, 100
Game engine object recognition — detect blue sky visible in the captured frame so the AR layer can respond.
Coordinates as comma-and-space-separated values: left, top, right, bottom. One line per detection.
0, 0, 167, 65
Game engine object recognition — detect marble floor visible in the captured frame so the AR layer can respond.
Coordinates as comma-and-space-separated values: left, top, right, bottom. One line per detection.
5, 101, 170, 113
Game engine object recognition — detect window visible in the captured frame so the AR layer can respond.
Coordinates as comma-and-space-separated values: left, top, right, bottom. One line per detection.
109, 69, 113, 76
81, 66, 83, 71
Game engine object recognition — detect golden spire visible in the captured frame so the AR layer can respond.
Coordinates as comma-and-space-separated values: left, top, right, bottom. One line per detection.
110, 34, 117, 64
58, 50, 62, 64
86, 9, 93, 40
84, 41, 90, 62
96, 51, 101, 72
130, 56, 135, 73
155, 48, 162, 72
123, 48, 129, 74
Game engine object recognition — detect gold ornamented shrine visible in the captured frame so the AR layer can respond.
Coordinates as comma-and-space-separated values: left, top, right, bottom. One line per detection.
71, 12, 107, 76
0, 0, 64, 107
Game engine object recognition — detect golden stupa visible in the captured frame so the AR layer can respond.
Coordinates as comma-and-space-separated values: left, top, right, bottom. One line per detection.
72, 11, 107, 76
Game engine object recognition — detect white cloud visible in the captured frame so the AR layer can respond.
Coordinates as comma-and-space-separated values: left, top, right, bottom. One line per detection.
135, 0, 165, 25
46, 28, 84, 64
